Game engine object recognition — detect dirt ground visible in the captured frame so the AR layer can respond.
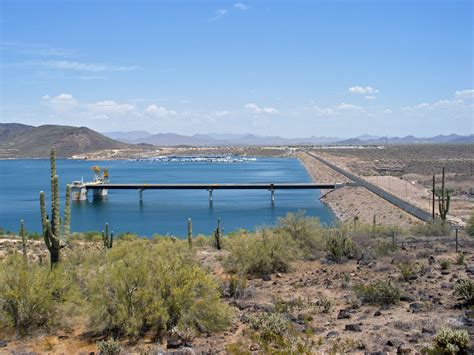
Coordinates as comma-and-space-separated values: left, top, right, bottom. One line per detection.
297, 152, 419, 228
304, 146, 474, 225
1, 235, 473, 353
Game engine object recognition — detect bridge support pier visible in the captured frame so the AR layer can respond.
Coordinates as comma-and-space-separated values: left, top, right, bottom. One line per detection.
139, 189, 144, 202
75, 187, 88, 201
208, 189, 213, 205
270, 189, 275, 205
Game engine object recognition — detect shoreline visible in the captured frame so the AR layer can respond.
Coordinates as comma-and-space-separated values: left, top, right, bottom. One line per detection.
297, 152, 420, 227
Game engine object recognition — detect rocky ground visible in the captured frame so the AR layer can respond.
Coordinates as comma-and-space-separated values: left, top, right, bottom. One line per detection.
305, 146, 474, 225
297, 152, 419, 228
1, 234, 473, 354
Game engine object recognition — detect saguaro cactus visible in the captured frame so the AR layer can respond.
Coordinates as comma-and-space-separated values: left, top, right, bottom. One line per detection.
214, 218, 222, 250
436, 167, 451, 221
40, 148, 71, 266
19, 219, 27, 264
102, 222, 113, 249
187, 218, 193, 249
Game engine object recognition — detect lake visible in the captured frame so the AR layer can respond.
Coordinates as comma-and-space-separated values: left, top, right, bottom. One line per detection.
0, 158, 336, 236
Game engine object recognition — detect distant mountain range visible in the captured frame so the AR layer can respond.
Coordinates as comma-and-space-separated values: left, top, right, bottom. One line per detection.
104, 130, 474, 146
0, 123, 130, 158
1, 123, 472, 158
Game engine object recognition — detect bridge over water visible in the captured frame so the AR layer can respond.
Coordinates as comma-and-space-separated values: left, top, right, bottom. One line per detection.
74, 182, 352, 203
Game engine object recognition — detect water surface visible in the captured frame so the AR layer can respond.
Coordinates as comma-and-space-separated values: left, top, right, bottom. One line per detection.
0, 158, 335, 236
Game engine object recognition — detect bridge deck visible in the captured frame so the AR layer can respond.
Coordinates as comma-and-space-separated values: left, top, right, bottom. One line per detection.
83, 183, 348, 190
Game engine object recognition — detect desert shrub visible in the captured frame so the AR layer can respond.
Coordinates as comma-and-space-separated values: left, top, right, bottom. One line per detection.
96, 339, 121, 355
0, 254, 77, 335
340, 272, 351, 289
276, 211, 324, 260
396, 261, 419, 282
411, 221, 451, 237
223, 229, 298, 276
351, 223, 403, 238
439, 259, 450, 270
431, 327, 469, 354
247, 312, 290, 343
86, 239, 232, 339
70, 231, 102, 242
315, 293, 332, 313
467, 212, 474, 237
193, 234, 212, 247
324, 228, 353, 262
227, 274, 247, 299
354, 279, 400, 306
115, 233, 139, 241
373, 239, 398, 256
456, 253, 465, 265
455, 278, 474, 306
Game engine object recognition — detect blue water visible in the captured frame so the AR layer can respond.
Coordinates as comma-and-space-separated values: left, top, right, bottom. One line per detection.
0, 158, 335, 237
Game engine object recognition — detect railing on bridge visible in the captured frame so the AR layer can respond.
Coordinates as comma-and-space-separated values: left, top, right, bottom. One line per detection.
72, 182, 351, 204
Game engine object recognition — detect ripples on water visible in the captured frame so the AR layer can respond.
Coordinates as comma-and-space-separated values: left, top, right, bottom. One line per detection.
0, 158, 335, 237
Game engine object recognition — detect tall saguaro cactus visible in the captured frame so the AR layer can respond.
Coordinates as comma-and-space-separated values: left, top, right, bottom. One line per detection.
214, 218, 222, 250
187, 218, 193, 249
102, 222, 113, 249
19, 219, 28, 264
437, 167, 451, 221
40, 148, 71, 266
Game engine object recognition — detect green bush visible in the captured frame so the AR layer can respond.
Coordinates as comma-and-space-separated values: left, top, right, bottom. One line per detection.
354, 279, 400, 306
439, 259, 451, 270
247, 312, 290, 343
276, 211, 324, 260
224, 229, 298, 276
432, 327, 469, 354
315, 293, 332, 313
455, 278, 474, 306
467, 212, 474, 236
96, 339, 121, 355
411, 221, 451, 237
456, 253, 465, 265
396, 261, 419, 282
324, 228, 353, 262
86, 239, 232, 339
0, 254, 77, 335
227, 274, 247, 299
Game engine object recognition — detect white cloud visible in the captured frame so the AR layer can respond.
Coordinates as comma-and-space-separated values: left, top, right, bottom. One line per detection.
364, 95, 376, 100
145, 104, 177, 117
349, 86, 379, 95
336, 103, 364, 112
234, 3, 249, 10
212, 8, 228, 19
307, 101, 364, 116
245, 103, 279, 114
41, 60, 138, 72
89, 100, 135, 114
309, 103, 335, 116
1, 41, 74, 57
384, 109, 393, 114
402, 92, 472, 114
454, 89, 474, 99
213, 110, 230, 117
42, 93, 78, 111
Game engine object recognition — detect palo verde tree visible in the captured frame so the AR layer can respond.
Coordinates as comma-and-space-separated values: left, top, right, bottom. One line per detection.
436, 167, 451, 222
39, 148, 71, 267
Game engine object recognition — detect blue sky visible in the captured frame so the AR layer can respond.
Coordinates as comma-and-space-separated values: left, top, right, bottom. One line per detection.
1, 0, 473, 137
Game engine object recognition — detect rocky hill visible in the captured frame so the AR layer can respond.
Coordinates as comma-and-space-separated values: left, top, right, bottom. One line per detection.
0, 123, 130, 158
